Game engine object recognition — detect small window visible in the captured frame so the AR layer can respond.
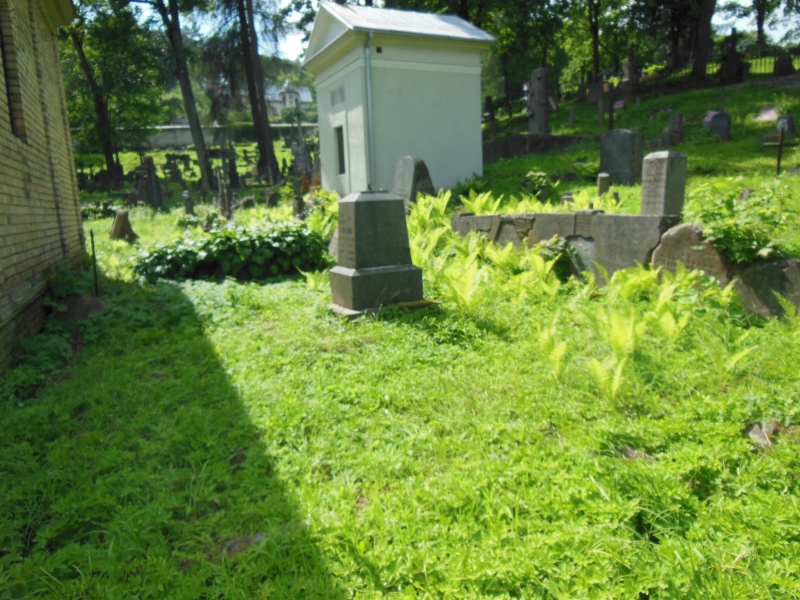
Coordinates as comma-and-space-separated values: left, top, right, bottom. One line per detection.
334, 126, 346, 175
0, 0, 25, 139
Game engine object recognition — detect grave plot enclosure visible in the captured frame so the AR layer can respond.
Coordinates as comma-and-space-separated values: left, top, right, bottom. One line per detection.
303, 2, 494, 196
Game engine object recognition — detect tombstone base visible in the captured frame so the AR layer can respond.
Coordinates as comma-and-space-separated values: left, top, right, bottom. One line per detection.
330, 264, 423, 314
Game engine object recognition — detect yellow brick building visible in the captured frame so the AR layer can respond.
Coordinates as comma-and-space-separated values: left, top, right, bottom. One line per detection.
0, 0, 82, 368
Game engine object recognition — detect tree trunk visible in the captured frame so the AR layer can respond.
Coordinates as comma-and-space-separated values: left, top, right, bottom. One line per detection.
155, 0, 213, 192
690, 0, 716, 83
755, 0, 766, 52
588, 0, 601, 82
245, 0, 281, 182
235, 0, 270, 179
70, 29, 115, 175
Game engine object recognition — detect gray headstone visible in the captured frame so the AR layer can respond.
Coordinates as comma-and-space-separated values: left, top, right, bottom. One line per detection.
773, 53, 795, 78
330, 191, 423, 314
640, 151, 687, 216
597, 173, 611, 196
392, 156, 435, 209
702, 111, 731, 140
600, 129, 643, 185
651, 223, 729, 284
528, 67, 549, 136
777, 114, 796, 136
664, 113, 684, 142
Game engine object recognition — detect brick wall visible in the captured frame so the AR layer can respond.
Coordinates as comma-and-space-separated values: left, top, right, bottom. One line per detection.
0, 0, 82, 369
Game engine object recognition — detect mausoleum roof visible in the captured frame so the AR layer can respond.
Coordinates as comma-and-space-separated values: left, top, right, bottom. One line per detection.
304, 1, 494, 69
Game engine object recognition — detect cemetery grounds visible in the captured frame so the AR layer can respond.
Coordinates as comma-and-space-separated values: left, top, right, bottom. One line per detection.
4, 85, 800, 598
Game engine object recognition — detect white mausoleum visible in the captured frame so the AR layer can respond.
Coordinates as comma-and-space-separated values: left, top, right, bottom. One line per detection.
303, 2, 494, 196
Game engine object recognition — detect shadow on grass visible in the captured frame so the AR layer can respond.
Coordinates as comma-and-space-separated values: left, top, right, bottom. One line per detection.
0, 275, 345, 599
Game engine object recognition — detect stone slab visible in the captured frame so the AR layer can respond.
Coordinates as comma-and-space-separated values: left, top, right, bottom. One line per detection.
451, 213, 497, 237
594, 214, 681, 280
330, 265, 423, 312
651, 223, 729, 284
529, 213, 576, 245
732, 258, 800, 317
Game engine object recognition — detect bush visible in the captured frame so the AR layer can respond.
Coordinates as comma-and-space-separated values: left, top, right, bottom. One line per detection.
684, 184, 787, 264
133, 222, 330, 282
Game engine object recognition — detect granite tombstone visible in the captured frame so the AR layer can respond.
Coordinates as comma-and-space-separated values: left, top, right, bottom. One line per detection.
640, 151, 687, 216
600, 129, 643, 185
330, 191, 423, 315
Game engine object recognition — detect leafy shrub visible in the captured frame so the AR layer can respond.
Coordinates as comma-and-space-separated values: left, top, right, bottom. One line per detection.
453, 176, 487, 198
684, 184, 787, 264
523, 171, 560, 202
177, 210, 223, 231
133, 222, 330, 282
534, 235, 577, 281
81, 204, 120, 221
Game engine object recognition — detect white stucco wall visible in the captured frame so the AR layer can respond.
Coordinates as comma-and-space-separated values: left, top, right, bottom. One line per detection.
370, 36, 483, 192
315, 44, 369, 196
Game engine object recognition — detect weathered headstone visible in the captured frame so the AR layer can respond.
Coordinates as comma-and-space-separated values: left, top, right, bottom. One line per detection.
651, 223, 729, 284
293, 195, 305, 220
777, 114, 797, 136
264, 187, 279, 207
109, 209, 138, 243
773, 52, 795, 78
640, 151, 687, 216
665, 113, 684, 142
703, 111, 731, 140
718, 28, 747, 84
330, 191, 423, 315
527, 67, 549, 136
392, 156, 435, 209
597, 173, 611, 196
135, 157, 163, 209
182, 190, 194, 216
600, 129, 643, 185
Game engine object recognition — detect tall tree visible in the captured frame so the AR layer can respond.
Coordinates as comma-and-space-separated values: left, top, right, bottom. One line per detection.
60, 1, 166, 173
690, 0, 717, 82
132, 0, 214, 191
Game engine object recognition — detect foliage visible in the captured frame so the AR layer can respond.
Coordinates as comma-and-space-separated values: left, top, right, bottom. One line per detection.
684, 182, 788, 263
523, 170, 561, 201
59, 3, 168, 152
81, 203, 121, 221
132, 222, 329, 282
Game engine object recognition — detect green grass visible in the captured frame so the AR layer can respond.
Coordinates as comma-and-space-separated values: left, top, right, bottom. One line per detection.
5, 86, 800, 598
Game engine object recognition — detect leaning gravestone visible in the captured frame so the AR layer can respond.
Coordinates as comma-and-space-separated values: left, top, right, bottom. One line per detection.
392, 156, 435, 209
600, 129, 643, 185
777, 114, 797, 136
330, 191, 423, 316
773, 52, 795, 78
651, 223, 729, 284
703, 111, 731, 140
640, 151, 687, 216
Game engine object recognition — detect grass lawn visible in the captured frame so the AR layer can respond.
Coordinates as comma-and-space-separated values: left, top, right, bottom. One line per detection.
4, 86, 800, 598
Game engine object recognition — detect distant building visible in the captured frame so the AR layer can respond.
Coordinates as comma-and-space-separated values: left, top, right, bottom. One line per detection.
266, 82, 314, 117
303, 2, 494, 196
0, 0, 83, 368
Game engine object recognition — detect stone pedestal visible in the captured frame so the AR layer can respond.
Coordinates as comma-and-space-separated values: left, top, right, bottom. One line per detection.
600, 129, 643, 185
640, 151, 687, 216
330, 191, 423, 316
527, 67, 549, 136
